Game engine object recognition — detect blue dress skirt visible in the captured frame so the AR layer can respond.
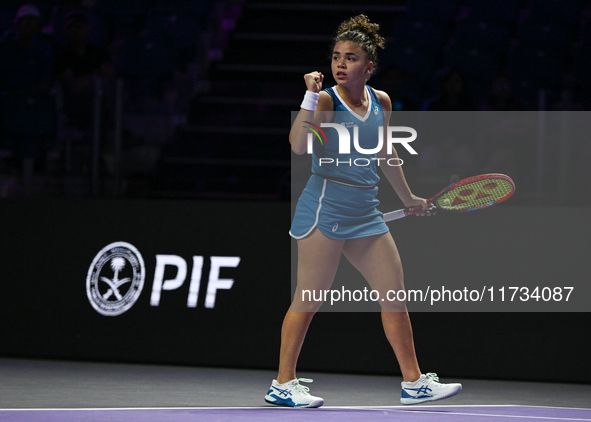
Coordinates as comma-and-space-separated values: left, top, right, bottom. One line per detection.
289, 174, 389, 240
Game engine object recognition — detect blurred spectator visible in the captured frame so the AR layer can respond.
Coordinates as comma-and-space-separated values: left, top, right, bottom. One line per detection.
372, 65, 418, 111
479, 74, 522, 111
0, 4, 53, 96
422, 68, 476, 111
419, 69, 476, 171
552, 73, 585, 111
418, 135, 477, 172
477, 112, 533, 188
0, 4, 57, 172
55, 10, 116, 130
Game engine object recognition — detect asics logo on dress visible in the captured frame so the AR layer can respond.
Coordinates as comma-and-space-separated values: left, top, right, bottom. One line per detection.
332, 223, 339, 232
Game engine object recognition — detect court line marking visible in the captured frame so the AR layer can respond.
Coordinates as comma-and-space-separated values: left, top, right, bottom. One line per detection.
371, 408, 591, 421
350, 405, 591, 411
0, 405, 518, 411
1, 405, 590, 413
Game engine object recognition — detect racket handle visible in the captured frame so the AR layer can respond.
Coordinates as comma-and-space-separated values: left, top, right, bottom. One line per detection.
383, 205, 436, 222
383, 209, 407, 222
405, 205, 423, 216
406, 203, 436, 216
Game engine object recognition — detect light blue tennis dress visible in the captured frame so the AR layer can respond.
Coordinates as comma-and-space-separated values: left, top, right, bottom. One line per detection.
290, 85, 390, 240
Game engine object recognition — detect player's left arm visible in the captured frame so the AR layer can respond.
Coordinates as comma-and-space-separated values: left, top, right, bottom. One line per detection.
374, 89, 430, 213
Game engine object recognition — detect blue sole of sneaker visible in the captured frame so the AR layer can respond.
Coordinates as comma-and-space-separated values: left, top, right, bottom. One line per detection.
400, 385, 462, 405
264, 397, 324, 408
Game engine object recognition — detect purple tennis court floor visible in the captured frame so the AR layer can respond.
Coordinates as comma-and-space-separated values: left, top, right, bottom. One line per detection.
2, 405, 590, 422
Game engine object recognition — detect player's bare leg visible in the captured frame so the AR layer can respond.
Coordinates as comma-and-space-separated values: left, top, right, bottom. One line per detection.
342, 232, 421, 382
343, 232, 462, 404
277, 228, 344, 383
264, 229, 343, 408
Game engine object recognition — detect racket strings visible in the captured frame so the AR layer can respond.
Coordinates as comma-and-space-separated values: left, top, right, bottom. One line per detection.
436, 178, 514, 211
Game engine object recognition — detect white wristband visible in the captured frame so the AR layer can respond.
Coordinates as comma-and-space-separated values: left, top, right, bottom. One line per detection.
300, 91, 319, 111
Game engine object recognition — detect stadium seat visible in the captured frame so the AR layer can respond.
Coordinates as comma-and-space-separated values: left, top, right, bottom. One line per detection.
573, 51, 591, 89
145, 12, 201, 51
118, 38, 172, 79
50, 7, 105, 47
381, 45, 438, 82
154, 0, 213, 17
581, 23, 591, 46
100, 0, 150, 17
461, 0, 522, 24
528, 0, 583, 25
392, 19, 449, 54
1, 92, 57, 158
0, 8, 13, 37
517, 21, 574, 49
1, 0, 51, 14
453, 21, 512, 52
445, 44, 502, 83
506, 44, 566, 99
405, 0, 461, 24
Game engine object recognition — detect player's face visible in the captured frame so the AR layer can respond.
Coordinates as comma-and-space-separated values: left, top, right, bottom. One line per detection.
331, 41, 373, 87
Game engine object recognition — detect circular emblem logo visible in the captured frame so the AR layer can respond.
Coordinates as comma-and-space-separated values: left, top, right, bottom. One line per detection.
86, 242, 145, 316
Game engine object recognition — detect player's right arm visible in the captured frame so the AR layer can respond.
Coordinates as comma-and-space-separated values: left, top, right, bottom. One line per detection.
289, 71, 333, 155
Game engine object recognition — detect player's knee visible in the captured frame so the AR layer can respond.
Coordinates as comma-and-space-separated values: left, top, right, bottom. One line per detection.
380, 299, 407, 313
291, 300, 323, 313
292, 290, 325, 312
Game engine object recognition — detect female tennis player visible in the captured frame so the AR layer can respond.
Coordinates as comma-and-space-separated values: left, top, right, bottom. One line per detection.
264, 15, 462, 408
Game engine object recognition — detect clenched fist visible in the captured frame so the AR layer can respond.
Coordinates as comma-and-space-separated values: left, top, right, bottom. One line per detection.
304, 71, 324, 93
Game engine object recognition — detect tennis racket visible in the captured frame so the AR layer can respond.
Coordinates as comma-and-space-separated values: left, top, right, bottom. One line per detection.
383, 174, 515, 222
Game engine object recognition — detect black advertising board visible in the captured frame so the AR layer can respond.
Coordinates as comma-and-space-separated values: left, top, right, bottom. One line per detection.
0, 199, 589, 383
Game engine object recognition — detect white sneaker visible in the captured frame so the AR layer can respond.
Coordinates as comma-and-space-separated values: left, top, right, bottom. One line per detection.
264, 378, 324, 408
401, 373, 462, 405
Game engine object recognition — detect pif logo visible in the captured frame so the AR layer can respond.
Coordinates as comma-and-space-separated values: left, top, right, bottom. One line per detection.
87, 242, 241, 316
86, 242, 145, 317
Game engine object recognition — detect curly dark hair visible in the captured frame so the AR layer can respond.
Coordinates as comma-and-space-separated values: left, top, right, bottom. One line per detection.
332, 14, 386, 79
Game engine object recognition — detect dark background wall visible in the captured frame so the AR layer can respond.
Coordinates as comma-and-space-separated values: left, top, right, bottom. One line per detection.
1, 199, 589, 383
1, 0, 590, 386
2, 0, 591, 201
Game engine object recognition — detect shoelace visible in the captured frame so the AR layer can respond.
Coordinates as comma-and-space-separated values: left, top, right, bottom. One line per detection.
425, 373, 440, 383
291, 378, 314, 395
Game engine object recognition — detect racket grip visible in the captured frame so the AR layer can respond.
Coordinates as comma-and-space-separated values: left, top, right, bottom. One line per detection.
383, 204, 436, 222
405, 205, 423, 216
383, 209, 407, 222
